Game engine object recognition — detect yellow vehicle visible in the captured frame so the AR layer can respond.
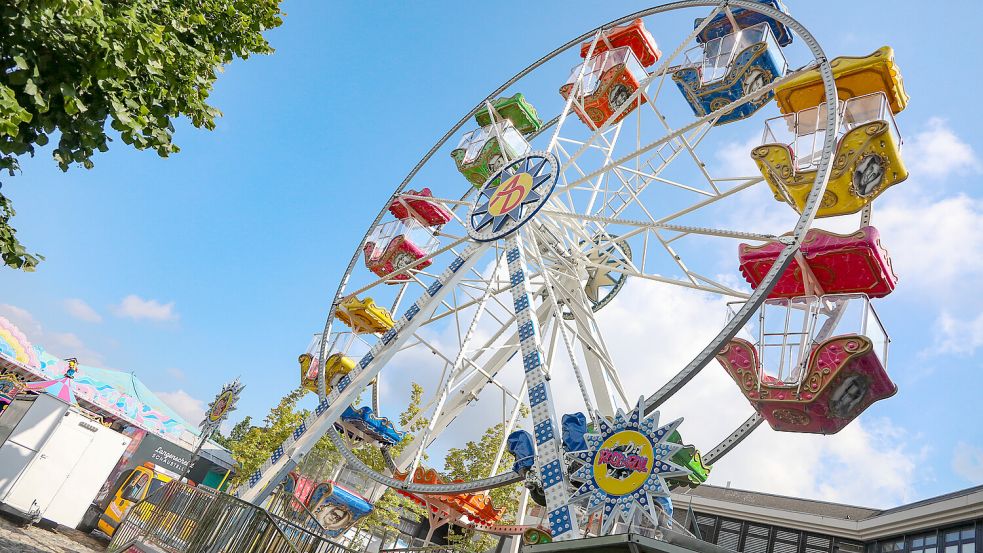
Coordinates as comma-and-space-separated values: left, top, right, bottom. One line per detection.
97, 463, 171, 536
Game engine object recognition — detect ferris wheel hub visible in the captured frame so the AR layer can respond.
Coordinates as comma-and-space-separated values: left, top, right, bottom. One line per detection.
467, 152, 559, 242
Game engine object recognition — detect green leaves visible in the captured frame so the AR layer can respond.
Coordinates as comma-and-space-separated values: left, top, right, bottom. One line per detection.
0, 0, 284, 270
0, 192, 42, 271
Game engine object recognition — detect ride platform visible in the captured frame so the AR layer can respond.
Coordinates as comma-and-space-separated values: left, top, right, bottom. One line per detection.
525, 532, 735, 553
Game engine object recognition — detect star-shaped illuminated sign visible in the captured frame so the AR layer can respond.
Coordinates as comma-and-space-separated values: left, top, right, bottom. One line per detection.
568, 397, 690, 534
468, 153, 558, 242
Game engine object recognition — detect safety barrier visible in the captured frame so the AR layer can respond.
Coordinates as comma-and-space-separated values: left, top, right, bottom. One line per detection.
108, 480, 357, 553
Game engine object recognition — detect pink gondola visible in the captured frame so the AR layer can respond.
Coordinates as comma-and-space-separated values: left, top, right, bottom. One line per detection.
739, 226, 898, 298
388, 188, 452, 227
717, 335, 897, 434
363, 219, 438, 283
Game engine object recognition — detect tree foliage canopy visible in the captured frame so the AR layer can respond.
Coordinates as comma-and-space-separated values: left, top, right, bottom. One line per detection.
0, 0, 283, 270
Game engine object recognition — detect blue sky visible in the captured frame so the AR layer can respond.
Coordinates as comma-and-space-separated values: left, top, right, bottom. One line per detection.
1, 1, 981, 508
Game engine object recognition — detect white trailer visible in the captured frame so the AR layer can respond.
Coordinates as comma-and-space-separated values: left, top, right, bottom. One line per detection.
0, 392, 131, 528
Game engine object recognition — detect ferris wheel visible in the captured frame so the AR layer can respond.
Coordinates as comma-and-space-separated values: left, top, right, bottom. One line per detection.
238, 0, 909, 542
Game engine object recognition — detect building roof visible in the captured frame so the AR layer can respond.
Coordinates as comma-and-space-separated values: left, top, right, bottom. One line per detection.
673, 484, 983, 540
675, 484, 880, 521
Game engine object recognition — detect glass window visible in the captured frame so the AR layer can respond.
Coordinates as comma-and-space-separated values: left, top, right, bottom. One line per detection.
912, 532, 938, 553
881, 540, 905, 553
940, 527, 977, 553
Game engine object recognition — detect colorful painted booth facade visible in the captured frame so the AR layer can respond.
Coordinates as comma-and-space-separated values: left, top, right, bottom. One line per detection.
0, 372, 25, 410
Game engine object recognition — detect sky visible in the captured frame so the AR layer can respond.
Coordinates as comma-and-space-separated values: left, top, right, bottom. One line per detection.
1, 1, 982, 509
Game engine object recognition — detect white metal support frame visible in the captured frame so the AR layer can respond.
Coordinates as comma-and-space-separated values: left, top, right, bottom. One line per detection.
504, 232, 581, 541
237, 241, 492, 504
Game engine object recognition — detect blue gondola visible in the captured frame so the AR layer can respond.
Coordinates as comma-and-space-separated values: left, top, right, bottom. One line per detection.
308, 482, 373, 537
561, 412, 588, 452
673, 21, 788, 125
337, 404, 405, 446
694, 0, 793, 47
507, 430, 536, 474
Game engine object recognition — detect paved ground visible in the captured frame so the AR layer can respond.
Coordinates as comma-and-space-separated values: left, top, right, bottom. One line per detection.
0, 514, 106, 552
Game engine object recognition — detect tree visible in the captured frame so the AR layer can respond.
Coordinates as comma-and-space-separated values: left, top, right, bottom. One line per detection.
222, 382, 431, 537
213, 415, 252, 450
0, 0, 283, 270
442, 415, 530, 553
225, 387, 307, 487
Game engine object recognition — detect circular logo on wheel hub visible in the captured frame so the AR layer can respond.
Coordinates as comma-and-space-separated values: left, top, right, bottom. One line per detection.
593, 430, 655, 496
468, 152, 558, 242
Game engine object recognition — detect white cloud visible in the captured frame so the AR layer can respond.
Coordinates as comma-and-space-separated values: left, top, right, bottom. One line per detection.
43, 332, 106, 365
64, 298, 102, 323
953, 442, 983, 484
715, 134, 763, 178
905, 118, 980, 179
0, 303, 105, 364
113, 295, 179, 322
0, 303, 43, 337
157, 389, 206, 425
875, 193, 983, 297
929, 312, 983, 356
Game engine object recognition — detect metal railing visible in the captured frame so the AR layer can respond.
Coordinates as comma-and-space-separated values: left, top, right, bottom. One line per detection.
108, 481, 357, 553
380, 547, 468, 553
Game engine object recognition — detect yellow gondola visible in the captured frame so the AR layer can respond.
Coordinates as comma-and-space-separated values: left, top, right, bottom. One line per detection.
300, 351, 361, 395
752, 46, 910, 218
299, 353, 318, 394
323, 353, 356, 388
774, 46, 908, 115
334, 295, 395, 334
753, 91, 908, 218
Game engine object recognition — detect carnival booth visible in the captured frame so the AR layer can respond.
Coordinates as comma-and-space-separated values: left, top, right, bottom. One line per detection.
0, 315, 237, 532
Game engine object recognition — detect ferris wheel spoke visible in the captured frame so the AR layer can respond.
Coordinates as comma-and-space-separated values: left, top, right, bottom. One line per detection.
557, 5, 722, 177
588, 121, 715, 219
527, 229, 615, 417
391, 300, 556, 475
556, 60, 819, 199
543, 211, 776, 243
405, 255, 515, 473
646, 102, 720, 195
617, 165, 716, 197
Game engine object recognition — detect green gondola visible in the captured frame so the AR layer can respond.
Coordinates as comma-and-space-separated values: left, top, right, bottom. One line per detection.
474, 93, 543, 135
667, 430, 711, 489
450, 121, 531, 187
